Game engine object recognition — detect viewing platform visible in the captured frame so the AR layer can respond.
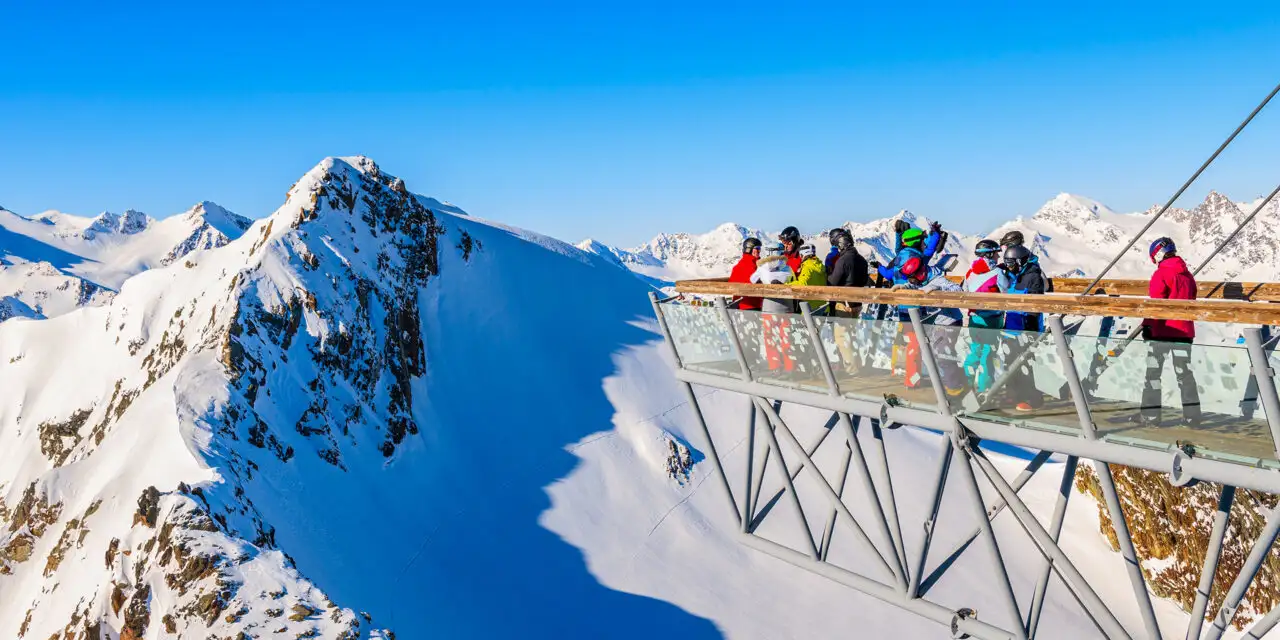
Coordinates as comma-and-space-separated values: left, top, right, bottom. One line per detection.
650, 278, 1280, 640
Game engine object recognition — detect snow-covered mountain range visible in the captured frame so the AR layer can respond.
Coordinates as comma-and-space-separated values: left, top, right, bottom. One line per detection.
580, 191, 1280, 284
3, 158, 1278, 639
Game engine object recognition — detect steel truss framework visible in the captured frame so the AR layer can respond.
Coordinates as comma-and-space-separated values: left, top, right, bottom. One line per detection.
650, 293, 1280, 640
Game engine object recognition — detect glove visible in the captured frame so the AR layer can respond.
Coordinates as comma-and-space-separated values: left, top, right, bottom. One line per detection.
929, 221, 942, 234
996, 263, 1010, 272
869, 260, 881, 269
890, 284, 907, 291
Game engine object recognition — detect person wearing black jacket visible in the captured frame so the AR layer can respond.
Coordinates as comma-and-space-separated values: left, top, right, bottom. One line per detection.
827, 232, 869, 373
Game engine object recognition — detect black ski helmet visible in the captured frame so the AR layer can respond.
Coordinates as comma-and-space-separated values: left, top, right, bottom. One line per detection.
779, 226, 802, 248
999, 230, 1025, 248
1003, 244, 1032, 272
975, 239, 1000, 256
835, 231, 855, 251
829, 227, 847, 242
742, 237, 762, 254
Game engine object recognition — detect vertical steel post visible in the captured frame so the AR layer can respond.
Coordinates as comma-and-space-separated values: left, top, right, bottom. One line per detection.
741, 397, 757, 533
1244, 327, 1280, 458
715, 296, 754, 381
951, 434, 1031, 640
1186, 485, 1236, 640
650, 293, 742, 525
1026, 455, 1079, 638
909, 434, 953, 598
754, 397, 900, 584
803, 304, 909, 581
750, 397, 821, 559
1050, 314, 1162, 639
1204, 501, 1280, 640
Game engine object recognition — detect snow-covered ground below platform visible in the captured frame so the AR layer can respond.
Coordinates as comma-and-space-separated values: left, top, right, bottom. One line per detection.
543, 333, 1268, 639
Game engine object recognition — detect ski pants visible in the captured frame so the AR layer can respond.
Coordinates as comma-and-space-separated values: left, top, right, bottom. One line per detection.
831, 304, 863, 373
1004, 331, 1044, 409
761, 314, 795, 372
1142, 338, 1201, 424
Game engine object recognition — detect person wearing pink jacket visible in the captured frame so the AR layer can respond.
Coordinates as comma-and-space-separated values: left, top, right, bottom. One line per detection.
1139, 237, 1200, 427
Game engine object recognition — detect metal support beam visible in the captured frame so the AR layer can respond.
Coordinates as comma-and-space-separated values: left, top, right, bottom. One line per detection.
649, 294, 742, 525
754, 396, 902, 585
740, 533, 1018, 640
910, 434, 953, 598
970, 448, 1133, 640
1244, 327, 1280, 459
951, 434, 1030, 640
819, 443, 854, 560
1203, 501, 1280, 640
1186, 485, 1236, 640
751, 397, 821, 559
801, 303, 909, 580
1026, 455, 1079, 639
868, 419, 909, 581
1244, 601, 1280, 639
742, 397, 757, 533
1053, 314, 1163, 640
919, 450, 1053, 597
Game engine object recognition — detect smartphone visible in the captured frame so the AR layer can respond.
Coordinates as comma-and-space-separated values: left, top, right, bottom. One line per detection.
933, 253, 960, 273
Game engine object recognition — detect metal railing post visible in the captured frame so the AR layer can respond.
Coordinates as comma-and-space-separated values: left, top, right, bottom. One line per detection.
1049, 314, 1162, 639
907, 307, 952, 411
1244, 327, 1280, 458
741, 397, 757, 533
714, 296, 754, 381
1048, 315, 1099, 439
1186, 485, 1236, 640
1026, 455, 1079, 638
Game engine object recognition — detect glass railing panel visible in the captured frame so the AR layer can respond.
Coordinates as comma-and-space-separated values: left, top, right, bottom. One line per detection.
933, 319, 1078, 434
814, 313, 940, 410
1067, 332, 1276, 464
657, 302, 740, 376
726, 308, 829, 393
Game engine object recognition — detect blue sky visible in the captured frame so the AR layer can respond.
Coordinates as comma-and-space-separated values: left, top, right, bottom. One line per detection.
3, 1, 1279, 246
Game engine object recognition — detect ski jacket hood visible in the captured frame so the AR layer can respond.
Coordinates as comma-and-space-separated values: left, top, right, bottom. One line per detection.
1143, 256, 1196, 339
751, 256, 796, 313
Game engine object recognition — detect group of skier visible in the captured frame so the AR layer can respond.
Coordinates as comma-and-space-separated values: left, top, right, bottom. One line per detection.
724, 221, 1200, 425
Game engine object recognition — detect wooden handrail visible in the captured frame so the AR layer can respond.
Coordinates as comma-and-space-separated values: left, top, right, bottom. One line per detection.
674, 278, 1280, 325
689, 275, 1280, 302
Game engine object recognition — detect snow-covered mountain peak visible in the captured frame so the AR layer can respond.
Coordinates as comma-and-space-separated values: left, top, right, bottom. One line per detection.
84, 208, 152, 240
183, 200, 251, 237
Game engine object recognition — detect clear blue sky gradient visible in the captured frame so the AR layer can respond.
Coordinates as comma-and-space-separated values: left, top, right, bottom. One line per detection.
3, 2, 1279, 246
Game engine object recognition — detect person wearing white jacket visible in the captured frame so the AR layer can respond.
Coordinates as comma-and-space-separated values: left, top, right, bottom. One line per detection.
749, 244, 798, 371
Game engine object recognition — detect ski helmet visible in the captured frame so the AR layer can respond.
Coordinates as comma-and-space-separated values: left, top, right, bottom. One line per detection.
999, 230, 1025, 248
901, 228, 926, 248
829, 227, 848, 243
1003, 245, 1032, 272
835, 232, 855, 251
975, 239, 1000, 256
799, 244, 817, 258
1149, 237, 1176, 263
893, 219, 913, 235
900, 256, 925, 281
742, 237, 762, 254
779, 226, 802, 248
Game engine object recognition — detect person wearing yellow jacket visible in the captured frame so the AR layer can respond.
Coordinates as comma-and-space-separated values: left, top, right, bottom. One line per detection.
790, 244, 827, 311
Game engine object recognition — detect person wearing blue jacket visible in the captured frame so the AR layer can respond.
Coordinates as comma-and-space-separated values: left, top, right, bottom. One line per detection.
998, 244, 1047, 411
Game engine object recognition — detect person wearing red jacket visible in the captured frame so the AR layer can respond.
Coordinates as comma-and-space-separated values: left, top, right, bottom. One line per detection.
1139, 237, 1201, 426
729, 237, 763, 310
